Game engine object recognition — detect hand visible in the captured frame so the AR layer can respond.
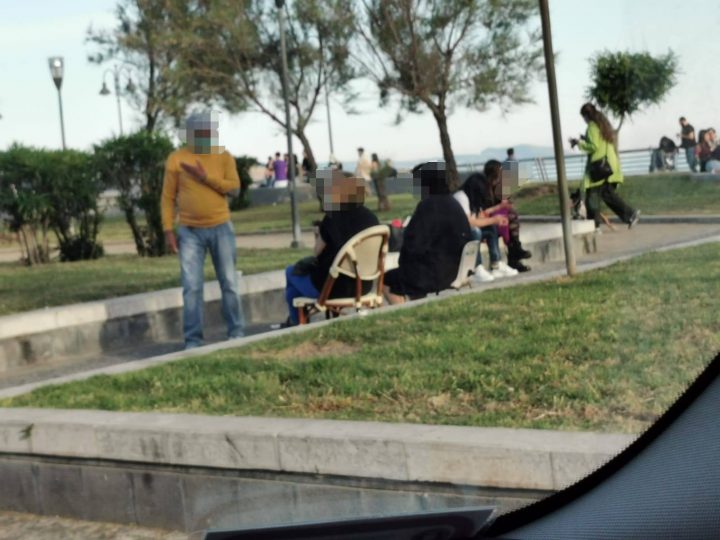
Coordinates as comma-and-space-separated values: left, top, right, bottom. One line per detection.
494, 215, 509, 227
479, 210, 488, 218
569, 137, 579, 148
180, 160, 207, 182
165, 231, 178, 254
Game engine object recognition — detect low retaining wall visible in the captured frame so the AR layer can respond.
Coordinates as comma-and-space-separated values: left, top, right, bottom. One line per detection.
0, 408, 634, 532
0, 271, 287, 375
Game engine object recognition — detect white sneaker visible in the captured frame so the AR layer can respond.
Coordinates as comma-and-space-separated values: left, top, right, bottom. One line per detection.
491, 261, 519, 278
473, 265, 495, 282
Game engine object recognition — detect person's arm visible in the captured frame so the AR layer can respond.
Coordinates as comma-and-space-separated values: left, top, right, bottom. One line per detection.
683, 129, 695, 141
161, 155, 179, 253
468, 213, 506, 228
578, 123, 599, 155
201, 153, 241, 195
313, 223, 326, 256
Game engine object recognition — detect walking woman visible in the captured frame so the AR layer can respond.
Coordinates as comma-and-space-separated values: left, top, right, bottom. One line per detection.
570, 103, 640, 229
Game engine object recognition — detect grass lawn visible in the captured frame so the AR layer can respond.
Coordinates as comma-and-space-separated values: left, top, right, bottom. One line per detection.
0, 247, 310, 316
5, 242, 718, 433
512, 173, 720, 215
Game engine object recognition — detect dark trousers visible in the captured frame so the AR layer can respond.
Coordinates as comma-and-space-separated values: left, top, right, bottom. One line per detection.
586, 182, 635, 227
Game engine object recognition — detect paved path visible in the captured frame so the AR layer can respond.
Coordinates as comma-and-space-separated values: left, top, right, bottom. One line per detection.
0, 510, 185, 540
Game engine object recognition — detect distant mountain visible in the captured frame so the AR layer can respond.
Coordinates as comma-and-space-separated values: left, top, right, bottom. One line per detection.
387, 145, 557, 170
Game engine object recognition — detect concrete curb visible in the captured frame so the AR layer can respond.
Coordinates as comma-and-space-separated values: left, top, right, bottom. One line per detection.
522, 215, 720, 224
1, 232, 718, 400
0, 270, 284, 341
0, 408, 635, 492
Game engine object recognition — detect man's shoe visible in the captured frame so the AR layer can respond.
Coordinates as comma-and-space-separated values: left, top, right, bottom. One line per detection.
473, 265, 495, 283
491, 261, 519, 278
628, 210, 641, 229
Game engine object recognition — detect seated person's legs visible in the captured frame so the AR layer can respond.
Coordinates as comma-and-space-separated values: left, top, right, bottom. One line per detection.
284, 265, 320, 325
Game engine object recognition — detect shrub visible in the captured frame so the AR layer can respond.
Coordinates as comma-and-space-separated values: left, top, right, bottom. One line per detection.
93, 131, 174, 256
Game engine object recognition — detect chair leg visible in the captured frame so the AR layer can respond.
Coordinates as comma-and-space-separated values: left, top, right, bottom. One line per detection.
298, 307, 307, 325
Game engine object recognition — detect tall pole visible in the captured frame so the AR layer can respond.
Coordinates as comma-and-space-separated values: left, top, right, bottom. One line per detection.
56, 88, 67, 150
539, 0, 575, 276
114, 70, 124, 135
325, 81, 335, 160
276, 0, 303, 248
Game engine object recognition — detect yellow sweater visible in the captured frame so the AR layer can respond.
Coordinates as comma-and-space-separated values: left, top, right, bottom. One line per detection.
161, 147, 240, 231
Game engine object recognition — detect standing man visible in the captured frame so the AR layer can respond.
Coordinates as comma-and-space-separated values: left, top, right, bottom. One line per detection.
162, 110, 244, 350
678, 117, 697, 172
355, 147, 372, 195
505, 147, 516, 162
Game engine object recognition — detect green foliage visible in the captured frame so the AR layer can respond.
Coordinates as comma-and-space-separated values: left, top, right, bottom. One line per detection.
230, 155, 259, 211
358, 0, 543, 186
0, 145, 103, 263
175, 0, 357, 171
86, 0, 198, 131
93, 131, 174, 257
587, 50, 678, 130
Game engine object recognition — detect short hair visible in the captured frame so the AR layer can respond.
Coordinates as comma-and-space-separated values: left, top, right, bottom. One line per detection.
357, 147, 364, 153
679, 116, 687, 122
507, 147, 514, 156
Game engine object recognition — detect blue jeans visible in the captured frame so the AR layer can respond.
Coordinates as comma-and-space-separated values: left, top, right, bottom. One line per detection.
285, 265, 320, 325
178, 222, 244, 348
471, 226, 501, 267
685, 147, 697, 172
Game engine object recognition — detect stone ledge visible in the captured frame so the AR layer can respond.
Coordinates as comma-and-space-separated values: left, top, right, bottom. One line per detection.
0, 408, 635, 492
0, 270, 285, 341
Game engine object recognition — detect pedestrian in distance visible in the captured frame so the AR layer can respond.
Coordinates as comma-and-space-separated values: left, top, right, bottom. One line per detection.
569, 102, 640, 230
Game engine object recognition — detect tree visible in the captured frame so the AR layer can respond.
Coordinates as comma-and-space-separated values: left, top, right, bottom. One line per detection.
356, 0, 543, 188
87, 0, 198, 132
175, 0, 357, 171
587, 50, 678, 134
93, 131, 174, 257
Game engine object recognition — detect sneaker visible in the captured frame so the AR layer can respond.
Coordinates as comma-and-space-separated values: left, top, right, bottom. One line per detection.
509, 260, 531, 273
628, 210, 641, 229
491, 261, 519, 278
473, 265, 495, 282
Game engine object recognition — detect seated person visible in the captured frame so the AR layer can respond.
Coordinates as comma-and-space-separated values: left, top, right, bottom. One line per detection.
284, 170, 379, 325
706, 144, 720, 174
483, 160, 533, 272
453, 173, 515, 282
383, 162, 472, 304
696, 129, 714, 172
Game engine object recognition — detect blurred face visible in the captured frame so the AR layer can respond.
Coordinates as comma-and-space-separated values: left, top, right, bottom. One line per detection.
582, 113, 590, 124
185, 111, 221, 154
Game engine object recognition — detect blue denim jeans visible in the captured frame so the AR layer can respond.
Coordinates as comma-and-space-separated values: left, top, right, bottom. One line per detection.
685, 147, 697, 172
471, 226, 501, 267
285, 265, 320, 325
178, 222, 244, 348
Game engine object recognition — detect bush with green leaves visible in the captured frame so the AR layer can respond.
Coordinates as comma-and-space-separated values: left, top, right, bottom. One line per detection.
93, 131, 174, 257
0, 145, 103, 263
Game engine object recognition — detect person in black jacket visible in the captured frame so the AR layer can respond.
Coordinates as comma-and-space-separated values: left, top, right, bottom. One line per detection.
284, 170, 379, 325
383, 162, 472, 304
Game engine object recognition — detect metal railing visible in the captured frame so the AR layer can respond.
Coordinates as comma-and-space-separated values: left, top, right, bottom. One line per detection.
457, 147, 692, 182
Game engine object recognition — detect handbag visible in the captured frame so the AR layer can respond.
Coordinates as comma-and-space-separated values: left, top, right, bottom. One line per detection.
589, 142, 613, 182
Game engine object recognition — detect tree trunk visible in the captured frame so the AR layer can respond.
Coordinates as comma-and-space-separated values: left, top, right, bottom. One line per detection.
295, 130, 318, 177
431, 109, 459, 192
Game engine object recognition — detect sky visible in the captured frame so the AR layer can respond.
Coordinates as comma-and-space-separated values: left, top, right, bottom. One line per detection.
1, 0, 719, 165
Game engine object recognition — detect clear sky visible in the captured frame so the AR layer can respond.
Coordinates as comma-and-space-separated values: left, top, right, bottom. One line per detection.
1, 0, 719, 164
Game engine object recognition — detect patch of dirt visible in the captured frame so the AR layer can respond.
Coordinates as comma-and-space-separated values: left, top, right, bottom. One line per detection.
249, 340, 359, 361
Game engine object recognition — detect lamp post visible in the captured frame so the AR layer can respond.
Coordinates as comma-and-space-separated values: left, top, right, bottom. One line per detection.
539, 0, 576, 276
275, 0, 303, 248
99, 65, 136, 136
48, 56, 67, 150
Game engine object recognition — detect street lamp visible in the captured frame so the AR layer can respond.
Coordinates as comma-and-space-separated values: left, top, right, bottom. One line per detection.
275, 0, 303, 248
47, 56, 67, 150
99, 65, 136, 135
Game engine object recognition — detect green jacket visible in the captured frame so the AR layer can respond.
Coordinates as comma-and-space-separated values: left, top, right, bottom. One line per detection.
578, 121, 623, 189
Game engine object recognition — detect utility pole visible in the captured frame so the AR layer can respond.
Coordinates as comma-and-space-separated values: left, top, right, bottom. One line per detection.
539, 0, 576, 276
